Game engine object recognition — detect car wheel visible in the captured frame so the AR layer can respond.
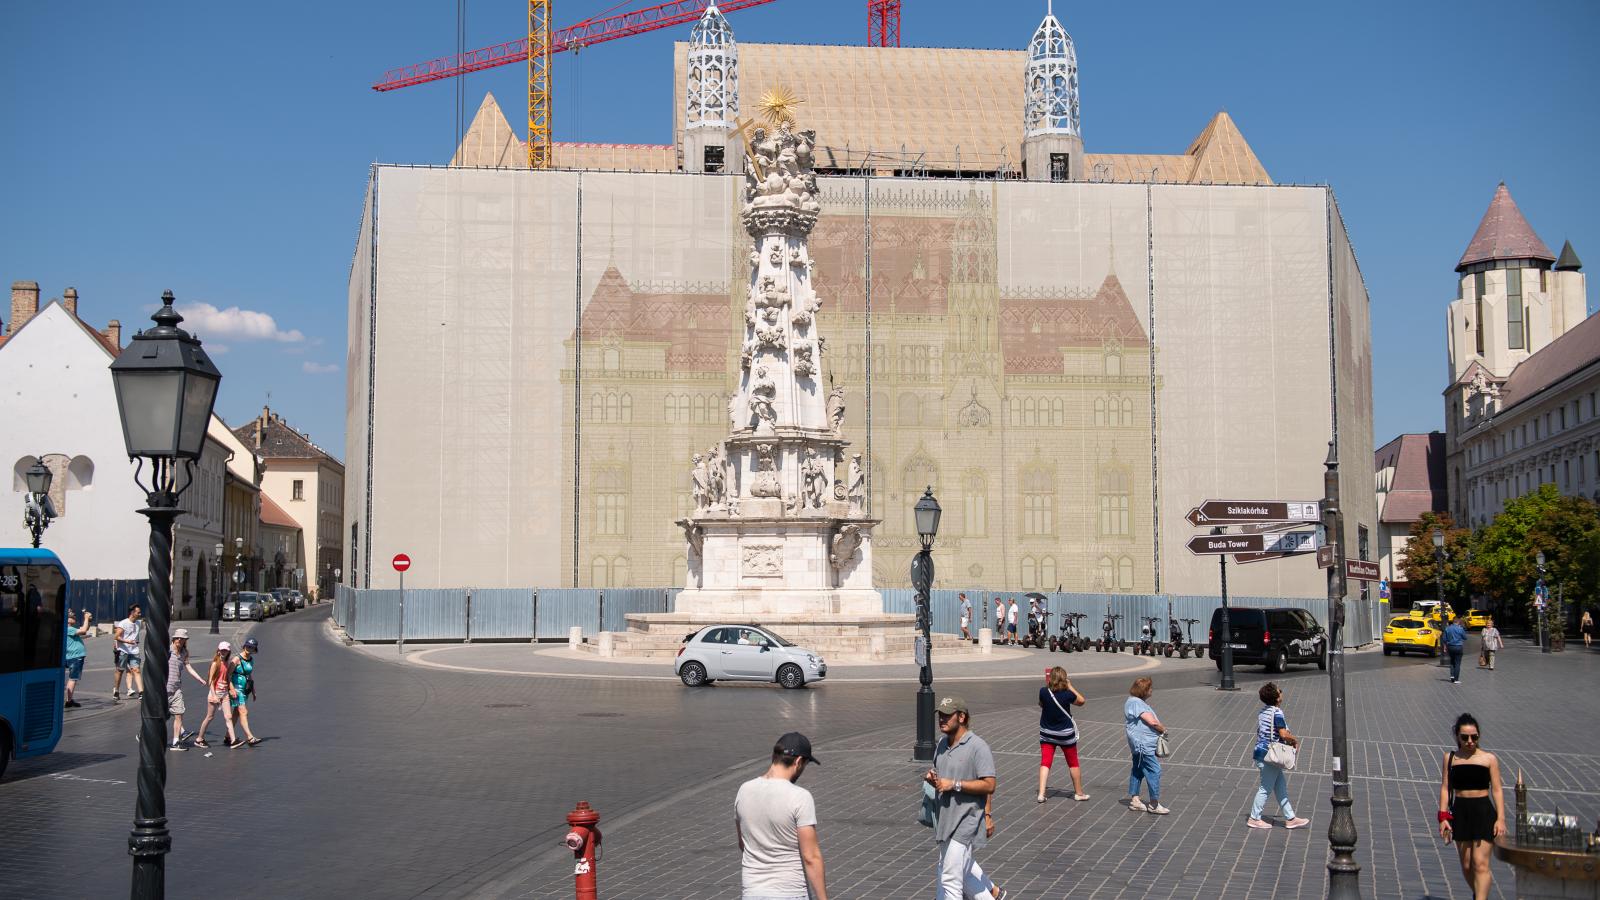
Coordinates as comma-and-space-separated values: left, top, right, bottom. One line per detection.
1383, 647, 1392, 656
1214, 655, 1223, 671
1317, 645, 1328, 670
1269, 648, 1287, 673
679, 661, 708, 687
777, 664, 805, 689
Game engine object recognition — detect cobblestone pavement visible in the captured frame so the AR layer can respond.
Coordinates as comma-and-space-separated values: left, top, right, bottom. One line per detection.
2, 605, 1593, 899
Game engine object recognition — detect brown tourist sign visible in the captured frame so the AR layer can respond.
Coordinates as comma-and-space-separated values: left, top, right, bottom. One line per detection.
1344, 559, 1381, 582
1186, 531, 1318, 556
1184, 500, 1321, 527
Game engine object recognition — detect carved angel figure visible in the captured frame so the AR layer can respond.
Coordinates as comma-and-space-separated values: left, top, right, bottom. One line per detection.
756, 324, 786, 350
789, 248, 805, 268
846, 453, 865, 515
768, 246, 784, 267
792, 342, 816, 378
690, 453, 709, 513
749, 365, 777, 429
750, 443, 782, 498
826, 385, 846, 433
707, 444, 728, 506
800, 448, 827, 509
830, 524, 863, 569
791, 291, 819, 328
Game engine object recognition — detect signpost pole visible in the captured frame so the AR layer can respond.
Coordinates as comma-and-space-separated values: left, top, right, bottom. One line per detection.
1323, 442, 1361, 899
1214, 526, 1236, 692
398, 569, 405, 656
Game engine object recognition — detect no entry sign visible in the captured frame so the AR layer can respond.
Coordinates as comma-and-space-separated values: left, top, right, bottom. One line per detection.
392, 553, 411, 572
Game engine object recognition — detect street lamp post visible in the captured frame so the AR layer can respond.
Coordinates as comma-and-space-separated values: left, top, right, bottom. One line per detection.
1535, 551, 1548, 653
108, 291, 222, 900
1433, 529, 1448, 667
1213, 525, 1237, 692
1322, 442, 1360, 898
210, 543, 223, 634
232, 537, 243, 622
23, 457, 56, 548
911, 487, 941, 763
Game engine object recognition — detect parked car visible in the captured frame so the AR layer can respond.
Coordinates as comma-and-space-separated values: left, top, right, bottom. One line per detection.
221, 592, 266, 622
261, 594, 282, 617
289, 590, 307, 609
1463, 608, 1492, 630
1411, 600, 1456, 625
675, 625, 826, 689
1208, 607, 1327, 673
1382, 615, 1440, 656
272, 588, 302, 611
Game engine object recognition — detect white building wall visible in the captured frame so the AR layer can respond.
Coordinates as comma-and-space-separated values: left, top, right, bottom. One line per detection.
0, 303, 147, 578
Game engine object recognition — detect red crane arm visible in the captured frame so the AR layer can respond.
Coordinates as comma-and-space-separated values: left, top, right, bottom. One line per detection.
374, 0, 779, 91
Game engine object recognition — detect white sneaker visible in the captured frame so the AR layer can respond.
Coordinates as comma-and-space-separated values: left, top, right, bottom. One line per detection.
1147, 804, 1171, 815
1128, 796, 1147, 811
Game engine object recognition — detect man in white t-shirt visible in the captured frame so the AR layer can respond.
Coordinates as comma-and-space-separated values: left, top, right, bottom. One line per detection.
735, 732, 828, 900
112, 604, 145, 702
1006, 599, 1020, 645
959, 593, 972, 642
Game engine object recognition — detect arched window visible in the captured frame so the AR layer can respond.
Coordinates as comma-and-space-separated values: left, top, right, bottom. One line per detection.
902, 455, 940, 534
1121, 397, 1135, 426
692, 394, 706, 424
1104, 350, 1121, 376
1023, 397, 1037, 427
1022, 467, 1054, 536
605, 393, 621, 423
67, 455, 93, 489
1117, 556, 1134, 591
590, 393, 604, 422
1093, 397, 1107, 427
962, 470, 987, 537
611, 556, 630, 587
1039, 556, 1057, 589
620, 394, 633, 424
1098, 467, 1131, 537
1050, 398, 1064, 427
1097, 555, 1114, 590
593, 467, 626, 536
1021, 556, 1037, 589
1008, 397, 1022, 426
590, 556, 609, 587
602, 347, 621, 370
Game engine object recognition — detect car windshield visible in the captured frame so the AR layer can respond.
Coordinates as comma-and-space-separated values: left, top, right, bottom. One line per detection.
759, 629, 795, 647
1389, 618, 1422, 628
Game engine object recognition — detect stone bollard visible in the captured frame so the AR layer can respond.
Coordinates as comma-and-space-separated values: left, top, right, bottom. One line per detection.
597, 632, 615, 658
979, 627, 993, 655
568, 626, 583, 650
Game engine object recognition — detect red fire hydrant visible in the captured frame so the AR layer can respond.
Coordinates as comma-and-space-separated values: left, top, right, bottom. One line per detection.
563, 801, 602, 900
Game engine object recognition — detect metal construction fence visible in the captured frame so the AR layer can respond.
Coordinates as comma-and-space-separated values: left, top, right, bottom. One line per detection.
70, 579, 151, 625
333, 585, 1374, 646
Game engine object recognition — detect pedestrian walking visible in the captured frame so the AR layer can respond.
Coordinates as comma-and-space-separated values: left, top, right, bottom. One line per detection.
1006, 598, 1020, 646
193, 642, 236, 749
63, 608, 92, 708
1478, 619, 1504, 670
733, 732, 828, 900
1037, 666, 1089, 803
1582, 610, 1594, 649
1444, 618, 1469, 683
1123, 677, 1168, 815
927, 696, 1006, 900
165, 629, 207, 752
959, 593, 972, 642
993, 597, 1005, 643
111, 604, 145, 702
1246, 682, 1310, 829
228, 637, 262, 746
1438, 713, 1504, 900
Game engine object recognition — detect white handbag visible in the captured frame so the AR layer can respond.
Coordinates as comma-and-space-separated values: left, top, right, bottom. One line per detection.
1264, 741, 1297, 770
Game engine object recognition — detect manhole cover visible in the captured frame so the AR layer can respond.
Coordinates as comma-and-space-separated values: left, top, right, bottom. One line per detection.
484, 703, 527, 709
578, 712, 624, 718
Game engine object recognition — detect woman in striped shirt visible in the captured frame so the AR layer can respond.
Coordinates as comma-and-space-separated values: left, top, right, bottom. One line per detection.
1037, 666, 1089, 803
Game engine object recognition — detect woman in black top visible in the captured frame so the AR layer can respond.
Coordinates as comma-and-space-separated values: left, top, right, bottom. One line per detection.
1438, 713, 1504, 900
1037, 666, 1088, 803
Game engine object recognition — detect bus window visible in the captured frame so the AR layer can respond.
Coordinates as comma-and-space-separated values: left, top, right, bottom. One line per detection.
0, 565, 66, 674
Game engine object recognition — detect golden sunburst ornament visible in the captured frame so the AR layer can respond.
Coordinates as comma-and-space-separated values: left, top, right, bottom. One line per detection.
758, 86, 804, 127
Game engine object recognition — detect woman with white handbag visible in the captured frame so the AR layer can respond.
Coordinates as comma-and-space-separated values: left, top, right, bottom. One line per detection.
1247, 682, 1311, 830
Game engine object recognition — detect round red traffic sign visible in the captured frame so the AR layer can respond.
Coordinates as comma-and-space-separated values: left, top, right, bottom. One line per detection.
392, 553, 411, 572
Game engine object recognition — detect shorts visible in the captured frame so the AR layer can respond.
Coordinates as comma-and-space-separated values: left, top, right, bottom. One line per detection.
65, 657, 85, 680
960, 617, 970, 629
168, 689, 186, 716
1041, 743, 1080, 768
209, 689, 229, 706
1008, 622, 1018, 634
115, 650, 141, 672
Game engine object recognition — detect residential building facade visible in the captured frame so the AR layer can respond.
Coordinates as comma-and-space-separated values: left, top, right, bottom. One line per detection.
1373, 432, 1446, 603
235, 407, 344, 598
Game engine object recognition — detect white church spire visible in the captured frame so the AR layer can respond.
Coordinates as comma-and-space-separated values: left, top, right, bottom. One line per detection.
685, 0, 738, 130
1024, 2, 1080, 138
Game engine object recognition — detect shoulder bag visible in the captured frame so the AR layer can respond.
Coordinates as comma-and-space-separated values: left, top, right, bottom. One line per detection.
1264, 739, 1297, 770
917, 780, 937, 828
1155, 733, 1172, 759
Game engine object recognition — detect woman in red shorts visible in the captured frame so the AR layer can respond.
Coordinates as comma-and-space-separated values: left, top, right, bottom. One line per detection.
1037, 665, 1089, 802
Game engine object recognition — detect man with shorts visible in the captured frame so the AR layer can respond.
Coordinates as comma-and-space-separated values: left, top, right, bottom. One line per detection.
959, 594, 972, 642
64, 608, 92, 707
735, 732, 827, 900
1007, 598, 1020, 646
112, 604, 144, 702
166, 629, 207, 751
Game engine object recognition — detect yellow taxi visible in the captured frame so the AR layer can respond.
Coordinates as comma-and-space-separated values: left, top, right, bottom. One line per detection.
1464, 609, 1492, 629
1383, 615, 1441, 657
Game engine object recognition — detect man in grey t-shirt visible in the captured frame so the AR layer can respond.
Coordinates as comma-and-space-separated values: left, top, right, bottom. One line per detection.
926, 696, 1003, 900
734, 732, 828, 900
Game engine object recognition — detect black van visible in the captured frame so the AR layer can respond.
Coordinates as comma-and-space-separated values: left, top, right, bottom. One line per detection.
1208, 607, 1327, 673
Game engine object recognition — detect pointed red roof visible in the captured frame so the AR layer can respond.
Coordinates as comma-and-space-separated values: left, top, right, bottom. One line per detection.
1456, 183, 1555, 272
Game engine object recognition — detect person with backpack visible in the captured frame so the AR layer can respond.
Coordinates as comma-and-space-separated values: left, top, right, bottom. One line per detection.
193, 643, 236, 749
228, 638, 262, 747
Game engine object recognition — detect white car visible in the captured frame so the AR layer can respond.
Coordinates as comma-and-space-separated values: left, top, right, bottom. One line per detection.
675, 624, 826, 689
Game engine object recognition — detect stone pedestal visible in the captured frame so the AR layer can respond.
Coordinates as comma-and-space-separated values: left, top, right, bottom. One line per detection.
1494, 839, 1600, 898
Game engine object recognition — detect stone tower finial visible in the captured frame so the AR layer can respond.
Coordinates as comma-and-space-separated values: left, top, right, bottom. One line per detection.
685, 0, 738, 131
1024, 2, 1079, 139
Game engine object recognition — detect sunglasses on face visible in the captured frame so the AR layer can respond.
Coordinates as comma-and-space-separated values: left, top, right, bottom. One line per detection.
1457, 733, 1479, 742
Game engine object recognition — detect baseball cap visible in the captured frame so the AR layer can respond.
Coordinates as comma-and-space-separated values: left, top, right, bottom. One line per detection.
217, 641, 232, 652
172, 628, 190, 640
243, 638, 259, 651
774, 732, 820, 765
935, 696, 968, 716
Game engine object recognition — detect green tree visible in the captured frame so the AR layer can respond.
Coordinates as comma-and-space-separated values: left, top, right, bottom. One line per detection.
1400, 512, 1479, 613
1475, 484, 1600, 630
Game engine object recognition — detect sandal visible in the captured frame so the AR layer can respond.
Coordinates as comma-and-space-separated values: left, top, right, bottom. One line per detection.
193, 739, 210, 749
246, 737, 262, 746
1036, 795, 1047, 803
1073, 793, 1091, 801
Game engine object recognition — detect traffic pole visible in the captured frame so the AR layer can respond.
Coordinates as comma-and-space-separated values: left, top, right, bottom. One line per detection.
398, 569, 405, 656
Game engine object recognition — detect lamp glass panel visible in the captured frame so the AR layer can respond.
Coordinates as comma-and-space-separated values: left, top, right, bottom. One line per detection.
112, 371, 183, 457
24, 463, 52, 494
914, 498, 941, 538
177, 371, 220, 458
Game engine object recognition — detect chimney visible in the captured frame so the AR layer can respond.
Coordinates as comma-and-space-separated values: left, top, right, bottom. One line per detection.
9, 281, 39, 335
62, 286, 78, 317
103, 319, 122, 349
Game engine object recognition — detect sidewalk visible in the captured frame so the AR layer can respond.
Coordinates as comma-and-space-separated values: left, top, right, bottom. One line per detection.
461, 643, 1600, 900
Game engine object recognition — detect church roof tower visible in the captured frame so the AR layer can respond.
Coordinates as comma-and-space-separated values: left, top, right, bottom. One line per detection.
1023, 1, 1080, 139
685, 0, 738, 131
1456, 182, 1555, 272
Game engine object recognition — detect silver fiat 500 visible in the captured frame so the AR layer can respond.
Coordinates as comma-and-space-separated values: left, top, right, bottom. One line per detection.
675, 624, 826, 689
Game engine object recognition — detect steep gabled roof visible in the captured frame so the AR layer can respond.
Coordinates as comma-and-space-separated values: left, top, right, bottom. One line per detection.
1183, 112, 1272, 185
451, 93, 524, 168
259, 493, 301, 530
998, 273, 1148, 375
1375, 432, 1446, 524
1497, 310, 1600, 413
233, 407, 342, 467
0, 299, 120, 357
1456, 182, 1555, 272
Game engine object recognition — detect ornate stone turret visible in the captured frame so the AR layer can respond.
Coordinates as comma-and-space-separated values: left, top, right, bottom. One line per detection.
683, 1, 742, 173
673, 109, 881, 618
1022, 0, 1084, 182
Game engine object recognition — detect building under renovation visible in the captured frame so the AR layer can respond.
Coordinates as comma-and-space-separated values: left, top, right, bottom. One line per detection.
345, 4, 1375, 600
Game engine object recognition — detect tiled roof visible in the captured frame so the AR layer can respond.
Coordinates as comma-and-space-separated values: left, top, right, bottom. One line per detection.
998, 273, 1148, 375
579, 267, 733, 373
1456, 182, 1555, 272
259, 493, 301, 530
1497, 310, 1600, 413
232, 408, 341, 465
1375, 432, 1445, 524
451, 93, 678, 171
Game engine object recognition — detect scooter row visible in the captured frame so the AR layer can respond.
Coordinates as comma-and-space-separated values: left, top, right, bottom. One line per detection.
1017, 609, 1205, 657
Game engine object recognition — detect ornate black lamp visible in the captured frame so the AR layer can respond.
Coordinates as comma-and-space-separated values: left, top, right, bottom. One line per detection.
1433, 528, 1448, 666
108, 291, 222, 899
911, 487, 941, 762
23, 457, 55, 548
210, 542, 224, 634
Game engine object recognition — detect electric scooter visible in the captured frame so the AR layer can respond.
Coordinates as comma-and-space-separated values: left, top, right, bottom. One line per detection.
1052, 612, 1087, 652
1178, 617, 1201, 657
1097, 610, 1124, 652
1134, 617, 1160, 655
1023, 610, 1052, 649
1165, 615, 1185, 657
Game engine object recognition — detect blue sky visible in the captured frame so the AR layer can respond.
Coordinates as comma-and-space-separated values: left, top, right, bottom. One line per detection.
4, 0, 1596, 460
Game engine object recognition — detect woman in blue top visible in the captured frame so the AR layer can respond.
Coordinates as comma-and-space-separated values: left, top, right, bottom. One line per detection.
63, 608, 92, 708
1124, 676, 1169, 814
1037, 666, 1089, 803
1248, 682, 1310, 829
228, 638, 262, 747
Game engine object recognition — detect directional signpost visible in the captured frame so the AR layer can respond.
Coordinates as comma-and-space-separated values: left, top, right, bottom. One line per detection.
393, 553, 411, 654
1344, 559, 1380, 582
1185, 500, 1320, 527
1186, 530, 1318, 556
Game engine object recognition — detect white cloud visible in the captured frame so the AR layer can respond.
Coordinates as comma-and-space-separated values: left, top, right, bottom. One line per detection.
177, 302, 304, 344
302, 361, 339, 375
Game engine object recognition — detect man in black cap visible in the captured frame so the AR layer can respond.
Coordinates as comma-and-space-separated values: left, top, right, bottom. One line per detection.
734, 732, 828, 900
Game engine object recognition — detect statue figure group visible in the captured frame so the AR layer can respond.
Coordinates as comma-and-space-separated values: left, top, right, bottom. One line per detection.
690, 444, 731, 513
745, 123, 821, 213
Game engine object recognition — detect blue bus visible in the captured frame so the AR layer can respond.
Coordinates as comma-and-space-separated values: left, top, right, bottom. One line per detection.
0, 548, 68, 779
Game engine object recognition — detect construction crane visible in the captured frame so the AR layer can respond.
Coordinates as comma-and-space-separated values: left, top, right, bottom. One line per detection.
374, 0, 903, 168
